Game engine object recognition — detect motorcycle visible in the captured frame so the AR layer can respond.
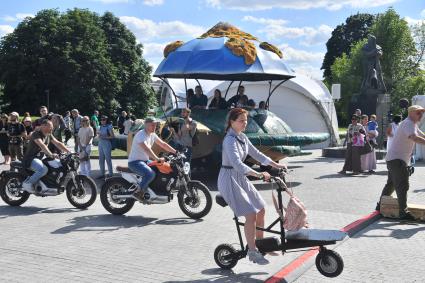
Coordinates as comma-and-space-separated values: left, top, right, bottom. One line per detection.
100, 151, 212, 219
0, 153, 97, 209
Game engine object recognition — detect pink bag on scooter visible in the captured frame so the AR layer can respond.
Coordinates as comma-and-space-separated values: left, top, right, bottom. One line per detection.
272, 179, 308, 231
283, 193, 308, 231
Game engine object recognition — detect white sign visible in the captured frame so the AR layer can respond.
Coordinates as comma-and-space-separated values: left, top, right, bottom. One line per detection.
331, 84, 341, 100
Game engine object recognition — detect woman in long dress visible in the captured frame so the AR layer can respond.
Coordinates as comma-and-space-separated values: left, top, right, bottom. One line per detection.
217, 108, 286, 265
339, 114, 365, 175
360, 115, 377, 173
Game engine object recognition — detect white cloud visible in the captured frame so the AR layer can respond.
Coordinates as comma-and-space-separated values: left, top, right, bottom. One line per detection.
280, 44, 324, 62
243, 16, 332, 46
242, 15, 287, 26
0, 25, 14, 37
16, 13, 34, 20
276, 44, 324, 79
143, 0, 164, 6
120, 16, 204, 41
1, 13, 34, 22
206, 0, 398, 11
421, 9, 425, 18
143, 42, 166, 58
404, 16, 425, 26
1, 15, 16, 22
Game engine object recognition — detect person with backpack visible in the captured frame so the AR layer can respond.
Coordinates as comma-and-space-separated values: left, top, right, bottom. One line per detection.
170, 108, 197, 163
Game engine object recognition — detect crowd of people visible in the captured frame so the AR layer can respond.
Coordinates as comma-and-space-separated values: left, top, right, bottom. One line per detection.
339, 106, 425, 221
187, 85, 267, 110
0, 106, 127, 181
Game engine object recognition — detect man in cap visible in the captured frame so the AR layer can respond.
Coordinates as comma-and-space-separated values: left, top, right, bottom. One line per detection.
127, 117, 177, 201
376, 105, 425, 220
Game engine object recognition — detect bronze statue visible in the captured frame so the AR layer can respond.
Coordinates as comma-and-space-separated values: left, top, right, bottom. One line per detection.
361, 35, 386, 94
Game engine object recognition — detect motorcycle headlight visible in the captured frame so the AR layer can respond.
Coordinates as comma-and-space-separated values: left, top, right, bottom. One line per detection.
183, 162, 190, 175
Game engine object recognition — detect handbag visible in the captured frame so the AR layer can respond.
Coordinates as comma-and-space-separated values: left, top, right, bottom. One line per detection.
360, 136, 373, 155
271, 180, 308, 231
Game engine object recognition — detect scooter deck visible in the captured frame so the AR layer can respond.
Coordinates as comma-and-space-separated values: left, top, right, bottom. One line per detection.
286, 229, 347, 241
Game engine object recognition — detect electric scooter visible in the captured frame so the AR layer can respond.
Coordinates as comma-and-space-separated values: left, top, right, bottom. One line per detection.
214, 170, 347, 278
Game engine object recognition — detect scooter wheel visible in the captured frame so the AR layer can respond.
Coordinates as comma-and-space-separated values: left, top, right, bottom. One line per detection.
214, 244, 238, 269
315, 249, 344, 278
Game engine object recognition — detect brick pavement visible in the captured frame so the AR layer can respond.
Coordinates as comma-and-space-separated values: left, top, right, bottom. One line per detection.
0, 150, 424, 282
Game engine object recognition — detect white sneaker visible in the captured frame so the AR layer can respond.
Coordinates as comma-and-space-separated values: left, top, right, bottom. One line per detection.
144, 187, 158, 201
22, 182, 34, 193
247, 250, 269, 265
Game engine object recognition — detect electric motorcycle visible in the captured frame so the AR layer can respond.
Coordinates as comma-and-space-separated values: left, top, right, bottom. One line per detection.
0, 153, 97, 209
100, 151, 212, 219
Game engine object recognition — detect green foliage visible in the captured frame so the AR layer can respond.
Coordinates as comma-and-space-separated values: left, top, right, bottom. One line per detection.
322, 13, 375, 81
329, 8, 420, 125
0, 9, 154, 117
331, 39, 366, 124
392, 71, 425, 113
370, 8, 416, 92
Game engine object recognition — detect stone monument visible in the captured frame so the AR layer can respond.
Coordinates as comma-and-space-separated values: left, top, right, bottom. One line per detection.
350, 34, 390, 146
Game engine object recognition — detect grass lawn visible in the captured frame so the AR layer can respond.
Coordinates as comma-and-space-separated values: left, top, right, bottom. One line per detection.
91, 149, 127, 158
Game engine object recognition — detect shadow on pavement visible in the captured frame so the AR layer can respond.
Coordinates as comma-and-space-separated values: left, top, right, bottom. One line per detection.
413, 188, 425, 193
0, 205, 80, 218
153, 217, 203, 225
163, 268, 266, 283
51, 214, 158, 234
353, 219, 425, 239
315, 173, 368, 179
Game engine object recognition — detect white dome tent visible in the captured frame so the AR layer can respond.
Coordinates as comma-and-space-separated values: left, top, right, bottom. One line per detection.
155, 73, 339, 149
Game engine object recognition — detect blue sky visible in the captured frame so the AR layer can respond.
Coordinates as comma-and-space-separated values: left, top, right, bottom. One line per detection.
0, 0, 424, 79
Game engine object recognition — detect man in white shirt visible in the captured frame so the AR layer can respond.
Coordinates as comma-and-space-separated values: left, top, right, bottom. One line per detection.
377, 105, 425, 220
128, 117, 176, 201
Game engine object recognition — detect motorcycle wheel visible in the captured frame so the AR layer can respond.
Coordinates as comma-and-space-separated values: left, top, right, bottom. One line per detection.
0, 172, 30, 206
66, 175, 97, 209
177, 180, 212, 219
100, 177, 135, 215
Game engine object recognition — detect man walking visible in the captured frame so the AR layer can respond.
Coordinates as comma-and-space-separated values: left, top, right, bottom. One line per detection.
71, 109, 83, 153
376, 105, 425, 220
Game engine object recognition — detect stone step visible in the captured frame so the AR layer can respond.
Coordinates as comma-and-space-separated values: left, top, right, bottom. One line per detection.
380, 195, 425, 221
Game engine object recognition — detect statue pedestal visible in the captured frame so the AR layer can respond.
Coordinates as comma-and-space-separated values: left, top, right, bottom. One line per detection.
376, 93, 391, 147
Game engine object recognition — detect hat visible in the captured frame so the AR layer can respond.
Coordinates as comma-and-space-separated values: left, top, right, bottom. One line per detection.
10, 112, 19, 118
144, 117, 159, 123
408, 105, 425, 113
23, 117, 32, 123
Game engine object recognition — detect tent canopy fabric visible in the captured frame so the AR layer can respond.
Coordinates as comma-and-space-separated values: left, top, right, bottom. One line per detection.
154, 37, 295, 81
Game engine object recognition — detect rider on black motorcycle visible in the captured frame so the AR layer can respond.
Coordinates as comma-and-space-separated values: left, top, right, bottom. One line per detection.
22, 120, 71, 193
128, 117, 176, 202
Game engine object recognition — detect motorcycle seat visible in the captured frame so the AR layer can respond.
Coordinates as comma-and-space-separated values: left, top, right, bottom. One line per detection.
116, 166, 133, 173
10, 161, 24, 169
215, 194, 228, 208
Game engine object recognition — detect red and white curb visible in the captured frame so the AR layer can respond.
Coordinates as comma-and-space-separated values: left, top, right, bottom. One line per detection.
265, 211, 382, 283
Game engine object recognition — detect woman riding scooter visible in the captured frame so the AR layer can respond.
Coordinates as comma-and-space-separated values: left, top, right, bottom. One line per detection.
218, 108, 286, 265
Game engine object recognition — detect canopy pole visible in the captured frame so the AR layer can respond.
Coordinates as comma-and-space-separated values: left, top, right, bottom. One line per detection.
195, 79, 203, 94
224, 81, 234, 99
237, 81, 243, 96
266, 79, 289, 109
184, 78, 188, 108
159, 77, 179, 109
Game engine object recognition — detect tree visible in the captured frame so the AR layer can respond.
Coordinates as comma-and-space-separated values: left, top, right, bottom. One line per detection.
370, 8, 416, 93
331, 39, 366, 124
330, 8, 419, 124
0, 9, 154, 117
322, 13, 375, 82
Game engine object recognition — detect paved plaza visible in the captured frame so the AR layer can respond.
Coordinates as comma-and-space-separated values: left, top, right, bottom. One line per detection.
0, 150, 424, 282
